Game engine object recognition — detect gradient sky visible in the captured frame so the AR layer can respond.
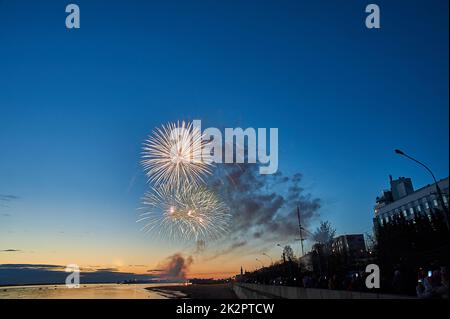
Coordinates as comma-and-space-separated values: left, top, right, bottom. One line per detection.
0, 0, 448, 278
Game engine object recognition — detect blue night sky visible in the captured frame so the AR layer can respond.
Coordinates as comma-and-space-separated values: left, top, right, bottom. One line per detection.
0, 0, 448, 274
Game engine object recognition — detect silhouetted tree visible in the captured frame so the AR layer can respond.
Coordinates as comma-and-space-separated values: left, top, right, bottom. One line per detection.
374, 207, 449, 294
313, 221, 336, 251
283, 245, 295, 262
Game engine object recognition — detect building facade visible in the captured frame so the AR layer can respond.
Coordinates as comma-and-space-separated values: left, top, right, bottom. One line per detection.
374, 176, 449, 225
331, 234, 367, 267
332, 235, 366, 257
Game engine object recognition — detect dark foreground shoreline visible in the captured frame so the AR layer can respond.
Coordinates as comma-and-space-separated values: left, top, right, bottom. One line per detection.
147, 284, 237, 299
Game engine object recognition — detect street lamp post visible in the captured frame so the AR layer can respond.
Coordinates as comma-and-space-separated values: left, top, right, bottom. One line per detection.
395, 149, 449, 229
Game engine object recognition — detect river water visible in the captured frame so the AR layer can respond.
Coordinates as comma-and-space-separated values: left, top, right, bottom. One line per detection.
0, 283, 179, 299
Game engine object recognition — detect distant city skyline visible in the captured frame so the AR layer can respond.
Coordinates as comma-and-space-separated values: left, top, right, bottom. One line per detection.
0, 0, 448, 280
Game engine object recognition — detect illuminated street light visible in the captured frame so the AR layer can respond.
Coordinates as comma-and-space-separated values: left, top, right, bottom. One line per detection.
395, 149, 449, 229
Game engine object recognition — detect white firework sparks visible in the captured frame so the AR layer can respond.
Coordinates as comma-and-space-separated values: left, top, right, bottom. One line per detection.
138, 184, 231, 242
142, 121, 213, 189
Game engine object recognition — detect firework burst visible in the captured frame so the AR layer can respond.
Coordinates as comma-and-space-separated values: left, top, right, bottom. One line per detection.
142, 121, 213, 189
138, 184, 231, 242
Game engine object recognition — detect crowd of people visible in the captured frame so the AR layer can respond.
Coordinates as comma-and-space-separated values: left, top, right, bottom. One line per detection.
300, 272, 369, 291
416, 267, 448, 299
238, 263, 449, 298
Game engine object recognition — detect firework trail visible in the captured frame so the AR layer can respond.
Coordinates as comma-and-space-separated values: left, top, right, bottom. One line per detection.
142, 121, 213, 189
138, 183, 231, 242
